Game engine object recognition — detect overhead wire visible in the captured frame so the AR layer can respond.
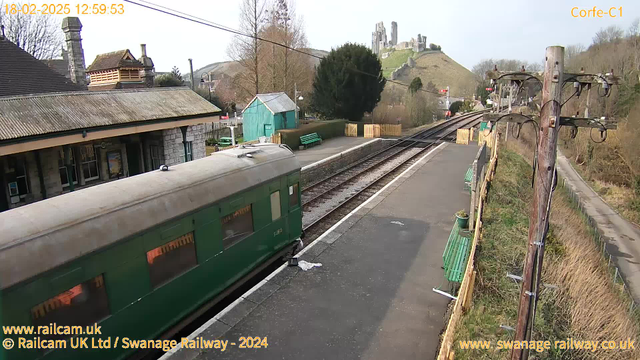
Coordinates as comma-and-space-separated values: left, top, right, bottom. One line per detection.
123, 0, 445, 97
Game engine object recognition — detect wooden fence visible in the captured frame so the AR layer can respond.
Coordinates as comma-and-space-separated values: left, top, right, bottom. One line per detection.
380, 124, 402, 136
363, 124, 402, 138
437, 131, 499, 360
456, 129, 470, 145
364, 124, 381, 138
345, 124, 358, 137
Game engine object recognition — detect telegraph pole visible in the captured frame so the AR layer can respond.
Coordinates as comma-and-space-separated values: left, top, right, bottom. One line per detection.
511, 46, 564, 360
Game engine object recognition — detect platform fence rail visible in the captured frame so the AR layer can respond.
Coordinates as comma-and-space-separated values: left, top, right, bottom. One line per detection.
468, 144, 488, 231
437, 129, 499, 360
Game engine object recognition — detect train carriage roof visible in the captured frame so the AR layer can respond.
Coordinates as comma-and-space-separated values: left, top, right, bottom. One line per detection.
0, 144, 299, 290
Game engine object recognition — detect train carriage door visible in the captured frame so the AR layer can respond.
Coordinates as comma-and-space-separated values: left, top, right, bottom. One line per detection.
264, 124, 273, 137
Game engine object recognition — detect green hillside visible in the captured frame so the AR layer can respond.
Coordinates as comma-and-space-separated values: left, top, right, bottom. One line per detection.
381, 50, 478, 98
381, 49, 415, 77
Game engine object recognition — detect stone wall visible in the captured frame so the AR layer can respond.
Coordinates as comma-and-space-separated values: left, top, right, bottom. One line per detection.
162, 124, 206, 166
300, 139, 395, 188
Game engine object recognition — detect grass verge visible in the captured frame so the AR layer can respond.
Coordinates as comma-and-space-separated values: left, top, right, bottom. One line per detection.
453, 145, 639, 360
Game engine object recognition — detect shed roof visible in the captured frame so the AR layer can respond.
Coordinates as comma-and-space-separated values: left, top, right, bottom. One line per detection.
243, 92, 296, 115
0, 87, 221, 142
86, 49, 144, 72
0, 38, 84, 97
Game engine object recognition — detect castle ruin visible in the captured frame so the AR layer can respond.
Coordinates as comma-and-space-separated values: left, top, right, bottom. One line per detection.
371, 21, 427, 55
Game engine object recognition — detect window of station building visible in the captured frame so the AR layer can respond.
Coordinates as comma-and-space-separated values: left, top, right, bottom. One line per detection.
146, 232, 198, 288
79, 144, 99, 181
289, 183, 299, 208
6, 156, 30, 201
58, 148, 78, 187
150, 145, 164, 170
30, 275, 110, 332
185, 141, 193, 161
221, 204, 254, 249
270, 191, 281, 221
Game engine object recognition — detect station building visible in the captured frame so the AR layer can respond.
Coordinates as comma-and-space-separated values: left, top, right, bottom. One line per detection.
0, 18, 220, 212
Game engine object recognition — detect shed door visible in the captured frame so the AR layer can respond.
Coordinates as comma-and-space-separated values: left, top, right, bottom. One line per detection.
264, 124, 273, 137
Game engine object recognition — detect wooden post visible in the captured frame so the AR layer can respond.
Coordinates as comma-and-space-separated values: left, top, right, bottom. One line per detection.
463, 270, 477, 311
511, 46, 564, 360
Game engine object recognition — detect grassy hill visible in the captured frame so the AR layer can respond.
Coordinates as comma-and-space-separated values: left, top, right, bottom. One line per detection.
381, 50, 478, 98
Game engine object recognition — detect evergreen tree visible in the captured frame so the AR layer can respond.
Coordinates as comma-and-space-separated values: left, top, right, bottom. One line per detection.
311, 43, 385, 121
409, 77, 423, 94
170, 66, 183, 82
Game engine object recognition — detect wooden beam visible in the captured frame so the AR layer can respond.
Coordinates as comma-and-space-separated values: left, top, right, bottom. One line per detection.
483, 114, 617, 130
559, 117, 618, 129
0, 116, 220, 156
483, 113, 534, 124
487, 70, 619, 86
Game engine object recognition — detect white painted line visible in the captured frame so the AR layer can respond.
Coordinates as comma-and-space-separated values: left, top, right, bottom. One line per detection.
296, 142, 447, 257
301, 138, 380, 171
163, 141, 447, 359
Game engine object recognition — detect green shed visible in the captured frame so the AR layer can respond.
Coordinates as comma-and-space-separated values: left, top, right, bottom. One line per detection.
242, 92, 298, 141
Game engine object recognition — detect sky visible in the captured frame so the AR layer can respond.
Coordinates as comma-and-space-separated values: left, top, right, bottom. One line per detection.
20, 0, 640, 74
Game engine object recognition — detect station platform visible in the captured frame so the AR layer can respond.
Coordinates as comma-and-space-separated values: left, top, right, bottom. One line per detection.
294, 136, 373, 167
164, 142, 479, 360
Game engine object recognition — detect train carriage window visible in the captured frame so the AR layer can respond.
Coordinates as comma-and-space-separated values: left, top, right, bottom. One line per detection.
147, 232, 197, 288
289, 184, 299, 208
270, 191, 281, 221
221, 204, 254, 249
31, 275, 110, 331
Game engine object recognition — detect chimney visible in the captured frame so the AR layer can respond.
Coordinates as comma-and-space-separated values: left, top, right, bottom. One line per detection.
61, 17, 87, 87
138, 44, 155, 88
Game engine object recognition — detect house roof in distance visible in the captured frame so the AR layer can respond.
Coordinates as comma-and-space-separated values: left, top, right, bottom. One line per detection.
0, 87, 221, 142
87, 49, 144, 72
0, 36, 84, 97
243, 92, 297, 114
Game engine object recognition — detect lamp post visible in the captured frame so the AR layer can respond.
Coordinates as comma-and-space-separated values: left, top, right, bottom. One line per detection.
294, 83, 303, 128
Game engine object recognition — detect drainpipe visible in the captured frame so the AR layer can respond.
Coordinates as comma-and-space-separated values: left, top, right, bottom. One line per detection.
35, 150, 47, 199
180, 126, 189, 162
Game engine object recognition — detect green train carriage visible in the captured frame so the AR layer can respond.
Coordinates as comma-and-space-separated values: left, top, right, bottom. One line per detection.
0, 144, 302, 360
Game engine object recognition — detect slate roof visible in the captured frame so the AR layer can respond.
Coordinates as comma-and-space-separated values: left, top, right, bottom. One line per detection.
42, 59, 70, 79
0, 37, 85, 97
0, 87, 221, 142
243, 92, 297, 114
86, 49, 144, 72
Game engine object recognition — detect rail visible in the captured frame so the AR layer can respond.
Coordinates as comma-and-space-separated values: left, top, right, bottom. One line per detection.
302, 113, 484, 236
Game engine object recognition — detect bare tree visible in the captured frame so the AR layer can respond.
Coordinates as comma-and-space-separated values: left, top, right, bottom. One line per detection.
565, 44, 585, 70
227, 0, 267, 99
593, 25, 624, 45
0, 2, 63, 59
628, 18, 640, 73
260, 0, 310, 98
471, 59, 495, 80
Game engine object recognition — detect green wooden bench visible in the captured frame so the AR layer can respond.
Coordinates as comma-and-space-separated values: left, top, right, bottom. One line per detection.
300, 133, 322, 148
218, 137, 233, 147
442, 221, 471, 283
464, 166, 473, 193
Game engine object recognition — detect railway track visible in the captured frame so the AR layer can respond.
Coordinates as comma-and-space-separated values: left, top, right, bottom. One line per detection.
301, 111, 484, 242
142, 111, 484, 359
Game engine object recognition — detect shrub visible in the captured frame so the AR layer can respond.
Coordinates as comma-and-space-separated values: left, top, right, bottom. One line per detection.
278, 120, 346, 148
